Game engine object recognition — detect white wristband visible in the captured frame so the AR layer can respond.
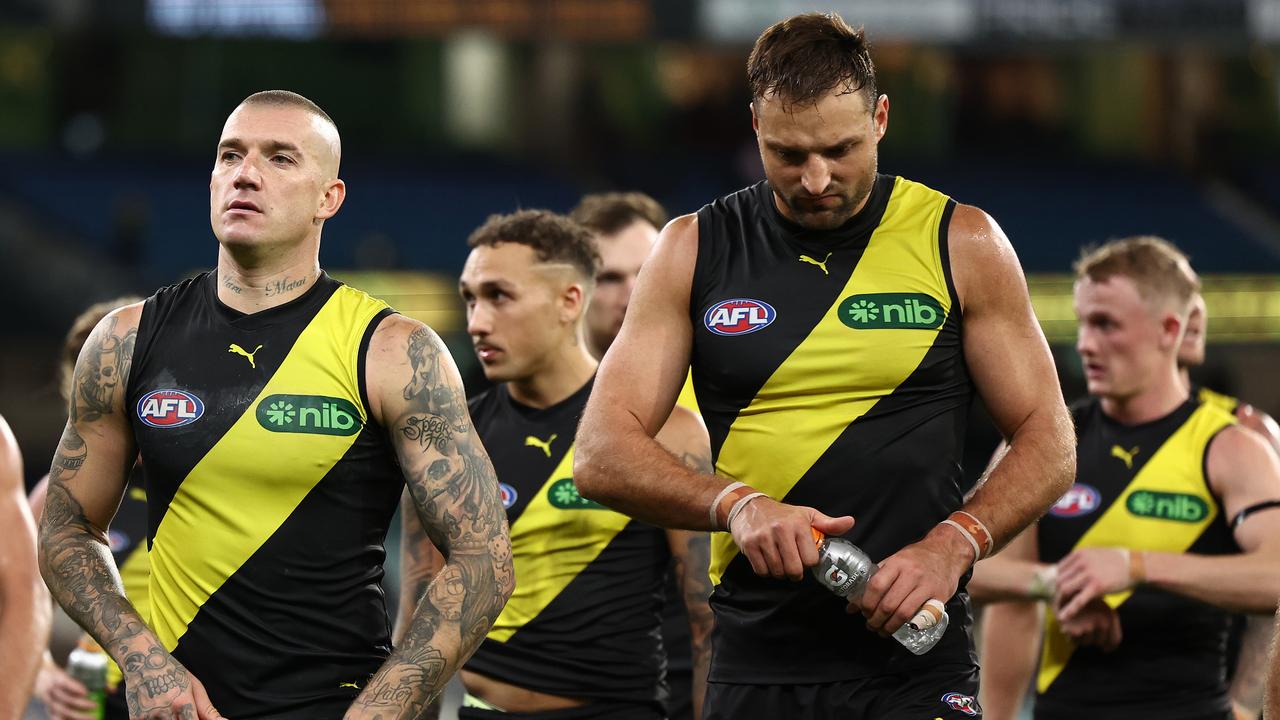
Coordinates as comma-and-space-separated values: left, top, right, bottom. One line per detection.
709, 481, 747, 528
725, 492, 767, 531
940, 518, 981, 562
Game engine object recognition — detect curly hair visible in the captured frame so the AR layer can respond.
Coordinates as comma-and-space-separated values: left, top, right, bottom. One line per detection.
467, 209, 600, 280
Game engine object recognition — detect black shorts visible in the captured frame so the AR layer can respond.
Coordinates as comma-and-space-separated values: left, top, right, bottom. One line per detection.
704, 664, 981, 720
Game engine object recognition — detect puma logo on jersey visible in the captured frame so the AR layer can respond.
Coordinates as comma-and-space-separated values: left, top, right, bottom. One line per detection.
799, 252, 833, 275
1111, 445, 1140, 469
228, 343, 263, 368
525, 434, 557, 457
338, 681, 360, 690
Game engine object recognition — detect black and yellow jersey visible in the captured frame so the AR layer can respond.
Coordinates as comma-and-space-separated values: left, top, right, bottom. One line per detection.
690, 175, 975, 684
1195, 384, 1240, 415
1035, 397, 1239, 720
105, 467, 148, 699
125, 271, 401, 719
464, 378, 669, 711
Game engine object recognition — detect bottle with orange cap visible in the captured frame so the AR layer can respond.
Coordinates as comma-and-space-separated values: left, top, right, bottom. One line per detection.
810, 528, 949, 655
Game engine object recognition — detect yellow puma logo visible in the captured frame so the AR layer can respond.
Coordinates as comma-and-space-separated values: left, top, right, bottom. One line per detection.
1111, 445, 1140, 470
338, 681, 360, 690
525, 434, 558, 457
228, 343, 263, 368
799, 252, 833, 275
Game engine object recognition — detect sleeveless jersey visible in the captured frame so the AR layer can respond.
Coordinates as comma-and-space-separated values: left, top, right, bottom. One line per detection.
464, 379, 669, 711
1196, 384, 1240, 415
690, 175, 974, 683
1035, 397, 1239, 720
126, 271, 400, 719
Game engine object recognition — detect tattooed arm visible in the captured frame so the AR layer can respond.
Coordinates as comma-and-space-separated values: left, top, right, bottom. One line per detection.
393, 489, 448, 720
0, 414, 50, 718
38, 305, 223, 719
351, 317, 514, 720
656, 405, 714, 720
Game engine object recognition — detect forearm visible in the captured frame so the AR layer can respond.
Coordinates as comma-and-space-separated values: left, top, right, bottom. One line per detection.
965, 408, 1074, 552
969, 556, 1053, 603
979, 601, 1041, 720
351, 549, 507, 719
0, 574, 51, 718
395, 494, 444, 646
1144, 551, 1280, 614
575, 411, 725, 530
676, 534, 713, 719
39, 483, 157, 658
1230, 614, 1273, 718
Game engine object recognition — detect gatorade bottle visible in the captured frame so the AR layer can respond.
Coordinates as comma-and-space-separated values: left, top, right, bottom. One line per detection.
67, 636, 108, 720
810, 529, 949, 655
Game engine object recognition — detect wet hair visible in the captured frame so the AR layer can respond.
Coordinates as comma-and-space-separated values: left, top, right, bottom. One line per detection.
467, 209, 600, 280
1074, 236, 1199, 312
60, 297, 143, 403
747, 12, 877, 110
570, 192, 667, 237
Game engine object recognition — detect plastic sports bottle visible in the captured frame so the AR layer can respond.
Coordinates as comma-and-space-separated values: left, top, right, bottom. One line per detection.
67, 636, 108, 720
810, 529, 949, 655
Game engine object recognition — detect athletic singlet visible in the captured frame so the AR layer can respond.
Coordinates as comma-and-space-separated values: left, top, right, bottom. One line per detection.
126, 271, 400, 718
689, 175, 975, 684
464, 379, 669, 711
1035, 397, 1239, 720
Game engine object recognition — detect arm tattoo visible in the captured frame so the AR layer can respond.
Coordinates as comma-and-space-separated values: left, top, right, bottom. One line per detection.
40, 318, 194, 718
352, 327, 513, 718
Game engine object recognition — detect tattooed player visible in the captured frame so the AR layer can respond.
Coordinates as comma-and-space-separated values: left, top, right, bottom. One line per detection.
38, 90, 514, 719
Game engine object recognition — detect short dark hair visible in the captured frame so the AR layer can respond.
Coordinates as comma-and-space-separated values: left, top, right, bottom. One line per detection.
468, 209, 600, 280
240, 89, 337, 130
747, 12, 877, 110
570, 192, 667, 237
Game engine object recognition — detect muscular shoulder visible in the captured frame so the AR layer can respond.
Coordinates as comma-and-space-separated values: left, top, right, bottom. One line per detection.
945, 204, 1026, 314
1207, 424, 1280, 509
656, 213, 699, 264
1236, 404, 1280, 453
365, 314, 457, 425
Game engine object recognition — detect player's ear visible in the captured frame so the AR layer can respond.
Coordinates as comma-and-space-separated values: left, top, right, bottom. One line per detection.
560, 282, 586, 325
1159, 311, 1183, 351
316, 178, 346, 222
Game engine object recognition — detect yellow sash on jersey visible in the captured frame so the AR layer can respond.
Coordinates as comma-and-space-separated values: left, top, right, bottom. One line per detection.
1037, 403, 1236, 692
487, 443, 633, 642
148, 286, 387, 650
710, 178, 952, 584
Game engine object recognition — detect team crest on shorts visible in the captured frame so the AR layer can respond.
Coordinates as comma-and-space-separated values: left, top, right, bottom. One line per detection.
941, 692, 980, 716
137, 389, 205, 429
499, 483, 518, 509
1049, 483, 1101, 518
703, 298, 776, 336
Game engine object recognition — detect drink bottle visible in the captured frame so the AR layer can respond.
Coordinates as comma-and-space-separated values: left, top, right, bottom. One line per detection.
67, 636, 108, 720
811, 529, 949, 655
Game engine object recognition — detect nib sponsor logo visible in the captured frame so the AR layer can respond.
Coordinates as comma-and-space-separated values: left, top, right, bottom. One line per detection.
137, 390, 204, 429
256, 394, 363, 436
1126, 490, 1209, 523
839, 293, 945, 330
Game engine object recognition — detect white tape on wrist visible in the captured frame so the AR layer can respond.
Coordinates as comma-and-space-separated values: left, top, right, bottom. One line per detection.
725, 492, 767, 531
907, 599, 947, 631
709, 481, 747, 528
940, 518, 981, 561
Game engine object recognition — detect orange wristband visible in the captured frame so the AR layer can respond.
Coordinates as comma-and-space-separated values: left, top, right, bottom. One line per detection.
943, 510, 994, 561
1129, 550, 1146, 585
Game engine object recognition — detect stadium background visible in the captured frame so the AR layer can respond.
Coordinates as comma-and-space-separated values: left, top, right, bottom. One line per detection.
1, 1, 1279, 717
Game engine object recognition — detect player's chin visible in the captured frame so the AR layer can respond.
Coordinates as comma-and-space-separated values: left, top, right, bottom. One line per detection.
793, 208, 852, 231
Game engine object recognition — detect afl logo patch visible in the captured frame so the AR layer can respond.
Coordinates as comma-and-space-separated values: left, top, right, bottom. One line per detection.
137, 389, 204, 429
941, 692, 980, 716
1049, 483, 1101, 518
499, 483, 518, 509
703, 299, 776, 336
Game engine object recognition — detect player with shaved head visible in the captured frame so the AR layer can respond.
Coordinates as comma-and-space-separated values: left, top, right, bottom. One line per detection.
39, 90, 514, 719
